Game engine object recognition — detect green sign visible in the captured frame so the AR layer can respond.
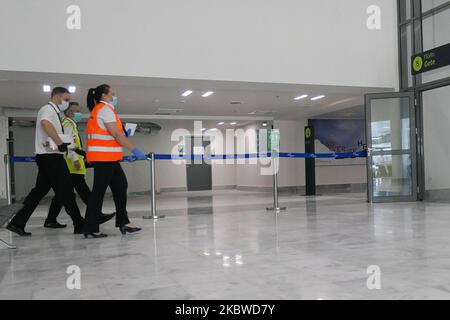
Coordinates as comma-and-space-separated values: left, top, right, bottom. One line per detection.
411, 43, 450, 75
269, 129, 280, 150
305, 127, 312, 139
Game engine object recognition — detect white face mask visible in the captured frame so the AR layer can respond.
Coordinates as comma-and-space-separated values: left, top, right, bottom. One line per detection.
59, 100, 69, 112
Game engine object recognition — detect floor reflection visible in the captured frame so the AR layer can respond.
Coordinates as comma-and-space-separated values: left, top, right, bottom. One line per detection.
187, 195, 214, 215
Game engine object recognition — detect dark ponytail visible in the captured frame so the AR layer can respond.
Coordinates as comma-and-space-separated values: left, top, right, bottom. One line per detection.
86, 84, 111, 111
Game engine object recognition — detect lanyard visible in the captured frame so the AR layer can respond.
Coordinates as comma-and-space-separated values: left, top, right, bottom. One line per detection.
48, 102, 65, 134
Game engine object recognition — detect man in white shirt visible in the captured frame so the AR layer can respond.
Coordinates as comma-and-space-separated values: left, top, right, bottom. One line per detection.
7, 87, 84, 236
44, 102, 115, 228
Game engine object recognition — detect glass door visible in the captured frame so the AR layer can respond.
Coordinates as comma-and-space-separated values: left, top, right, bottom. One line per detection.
365, 92, 417, 202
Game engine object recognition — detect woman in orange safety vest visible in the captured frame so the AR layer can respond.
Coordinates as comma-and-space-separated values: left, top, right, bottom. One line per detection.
83, 84, 147, 238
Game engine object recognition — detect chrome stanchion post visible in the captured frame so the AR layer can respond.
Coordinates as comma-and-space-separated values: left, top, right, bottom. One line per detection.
143, 152, 165, 220
4, 154, 12, 205
266, 150, 286, 213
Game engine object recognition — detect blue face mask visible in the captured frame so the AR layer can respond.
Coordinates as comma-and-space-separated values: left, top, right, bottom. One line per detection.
73, 112, 82, 123
111, 96, 118, 107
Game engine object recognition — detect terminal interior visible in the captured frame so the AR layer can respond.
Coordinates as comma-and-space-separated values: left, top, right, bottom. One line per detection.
0, 0, 450, 300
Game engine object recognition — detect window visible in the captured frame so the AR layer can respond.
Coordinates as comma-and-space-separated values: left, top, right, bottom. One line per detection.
398, 0, 450, 88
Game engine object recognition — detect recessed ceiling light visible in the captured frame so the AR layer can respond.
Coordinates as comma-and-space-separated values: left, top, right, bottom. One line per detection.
230, 122, 237, 125
311, 95, 325, 101
200, 128, 207, 131
182, 90, 193, 97
68, 86, 76, 93
218, 122, 225, 125
202, 91, 214, 97
210, 128, 218, 131
43, 85, 51, 93
294, 94, 308, 100
262, 122, 268, 127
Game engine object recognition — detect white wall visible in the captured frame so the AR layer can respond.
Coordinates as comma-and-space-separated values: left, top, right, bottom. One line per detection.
0, 0, 398, 88
117, 120, 238, 192
14, 120, 366, 198
315, 140, 367, 185
10, 118, 368, 199
316, 163, 367, 185
276, 120, 306, 188
423, 85, 450, 191
235, 123, 272, 189
235, 120, 367, 190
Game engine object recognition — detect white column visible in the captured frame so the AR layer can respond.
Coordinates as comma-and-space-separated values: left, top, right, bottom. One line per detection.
0, 116, 9, 200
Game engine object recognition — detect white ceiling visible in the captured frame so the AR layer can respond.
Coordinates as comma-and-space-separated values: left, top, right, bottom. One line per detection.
0, 71, 392, 121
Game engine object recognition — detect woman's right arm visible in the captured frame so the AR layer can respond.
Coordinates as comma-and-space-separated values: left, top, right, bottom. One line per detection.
105, 122, 135, 152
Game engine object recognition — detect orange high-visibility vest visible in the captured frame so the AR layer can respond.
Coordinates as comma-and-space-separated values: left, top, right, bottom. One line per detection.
86, 102, 124, 162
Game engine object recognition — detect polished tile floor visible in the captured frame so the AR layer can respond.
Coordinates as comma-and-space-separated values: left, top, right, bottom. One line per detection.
1, 189, 450, 300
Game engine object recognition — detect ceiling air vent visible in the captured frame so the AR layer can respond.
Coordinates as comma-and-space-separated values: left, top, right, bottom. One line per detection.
230, 101, 243, 105
154, 108, 184, 115
136, 122, 162, 135
248, 110, 274, 116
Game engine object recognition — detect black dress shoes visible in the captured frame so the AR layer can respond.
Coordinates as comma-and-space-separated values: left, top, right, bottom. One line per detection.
84, 232, 108, 239
6, 223, 32, 236
99, 212, 116, 224
119, 225, 142, 235
44, 220, 67, 229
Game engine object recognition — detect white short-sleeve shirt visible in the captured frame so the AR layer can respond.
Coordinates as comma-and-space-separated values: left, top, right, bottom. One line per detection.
97, 101, 117, 130
35, 102, 64, 155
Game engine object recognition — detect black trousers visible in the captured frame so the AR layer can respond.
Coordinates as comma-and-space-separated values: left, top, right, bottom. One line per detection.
46, 174, 91, 222
10, 154, 84, 229
84, 161, 130, 234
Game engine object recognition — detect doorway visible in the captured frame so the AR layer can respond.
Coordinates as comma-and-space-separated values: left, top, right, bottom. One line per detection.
186, 136, 212, 191
365, 92, 417, 202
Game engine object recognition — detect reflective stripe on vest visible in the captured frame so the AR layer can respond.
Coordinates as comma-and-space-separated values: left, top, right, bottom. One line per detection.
87, 134, 116, 141
86, 102, 124, 162
87, 146, 123, 152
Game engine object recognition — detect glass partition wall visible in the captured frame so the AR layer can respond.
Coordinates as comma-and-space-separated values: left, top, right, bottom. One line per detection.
398, 0, 450, 201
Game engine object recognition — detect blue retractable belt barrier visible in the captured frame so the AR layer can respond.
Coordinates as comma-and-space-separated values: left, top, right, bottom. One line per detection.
10, 151, 367, 163
10, 156, 37, 163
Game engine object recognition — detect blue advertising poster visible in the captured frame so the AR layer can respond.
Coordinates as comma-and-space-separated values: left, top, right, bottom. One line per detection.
309, 119, 366, 153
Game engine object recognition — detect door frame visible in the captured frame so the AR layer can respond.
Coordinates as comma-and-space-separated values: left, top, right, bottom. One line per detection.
365, 91, 418, 203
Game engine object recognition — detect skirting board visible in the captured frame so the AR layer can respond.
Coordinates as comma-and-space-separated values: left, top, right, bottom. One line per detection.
159, 185, 236, 193
236, 183, 367, 194
425, 189, 450, 203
